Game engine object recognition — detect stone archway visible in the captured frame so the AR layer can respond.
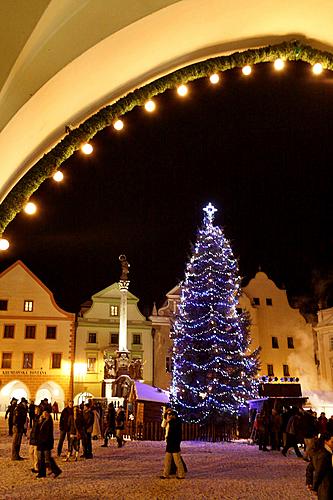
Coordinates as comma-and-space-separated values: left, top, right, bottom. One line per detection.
0, 380, 30, 410
35, 381, 65, 410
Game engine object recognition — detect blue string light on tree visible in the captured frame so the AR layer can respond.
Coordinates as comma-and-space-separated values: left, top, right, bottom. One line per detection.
170, 203, 260, 423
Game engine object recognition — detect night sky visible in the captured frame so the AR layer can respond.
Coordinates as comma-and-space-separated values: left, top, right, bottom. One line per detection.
2, 61, 333, 315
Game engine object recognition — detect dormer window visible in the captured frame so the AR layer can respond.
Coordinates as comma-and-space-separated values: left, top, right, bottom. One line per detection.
24, 300, 33, 312
110, 305, 118, 316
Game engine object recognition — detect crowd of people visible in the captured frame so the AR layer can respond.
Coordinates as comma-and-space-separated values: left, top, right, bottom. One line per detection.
252, 405, 333, 498
5, 396, 127, 479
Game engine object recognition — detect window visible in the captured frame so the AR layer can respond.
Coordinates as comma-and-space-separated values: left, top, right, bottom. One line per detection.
166, 356, 173, 373
87, 356, 97, 372
25, 325, 36, 339
88, 332, 97, 344
272, 336, 279, 349
253, 297, 260, 306
1, 352, 12, 368
4, 324, 15, 338
267, 364, 274, 376
51, 353, 62, 369
287, 337, 294, 349
0, 299, 8, 310
110, 333, 119, 345
110, 305, 118, 316
132, 334, 141, 345
23, 352, 33, 369
46, 326, 57, 339
266, 298, 273, 306
283, 364, 290, 377
24, 300, 33, 312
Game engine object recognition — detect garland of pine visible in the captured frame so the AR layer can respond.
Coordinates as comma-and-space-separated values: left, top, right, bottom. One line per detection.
0, 40, 332, 235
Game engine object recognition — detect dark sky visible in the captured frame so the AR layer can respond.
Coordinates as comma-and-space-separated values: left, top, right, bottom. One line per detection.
2, 61, 333, 315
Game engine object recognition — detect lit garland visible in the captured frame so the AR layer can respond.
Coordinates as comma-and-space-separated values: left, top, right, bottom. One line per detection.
0, 40, 333, 238
170, 203, 260, 423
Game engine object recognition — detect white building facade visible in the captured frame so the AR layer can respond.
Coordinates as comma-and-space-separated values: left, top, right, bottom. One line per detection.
74, 283, 153, 402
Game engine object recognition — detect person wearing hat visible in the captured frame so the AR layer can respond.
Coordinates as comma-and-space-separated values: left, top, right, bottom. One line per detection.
5, 397, 17, 436
160, 410, 186, 480
11, 397, 28, 460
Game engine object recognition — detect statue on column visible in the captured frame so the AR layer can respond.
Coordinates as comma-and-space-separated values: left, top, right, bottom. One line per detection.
119, 254, 130, 281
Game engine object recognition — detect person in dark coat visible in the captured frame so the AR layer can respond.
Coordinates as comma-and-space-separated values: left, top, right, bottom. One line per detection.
36, 411, 62, 478
101, 402, 116, 447
63, 406, 80, 461
5, 397, 17, 436
312, 431, 333, 499
115, 406, 126, 448
28, 400, 36, 429
57, 400, 73, 456
81, 403, 94, 458
281, 407, 303, 458
11, 397, 28, 460
160, 410, 185, 479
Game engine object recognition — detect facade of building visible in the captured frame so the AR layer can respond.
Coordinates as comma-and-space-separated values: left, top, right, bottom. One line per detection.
74, 283, 153, 402
314, 307, 333, 389
0, 261, 75, 410
151, 271, 319, 393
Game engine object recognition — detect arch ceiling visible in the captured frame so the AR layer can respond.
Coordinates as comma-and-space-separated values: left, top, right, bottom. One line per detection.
1, 0, 333, 206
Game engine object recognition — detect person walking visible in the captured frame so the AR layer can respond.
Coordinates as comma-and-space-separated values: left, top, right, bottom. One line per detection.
28, 400, 35, 429
312, 431, 333, 499
11, 397, 28, 461
57, 400, 73, 457
160, 410, 186, 480
281, 407, 303, 458
29, 405, 41, 473
36, 410, 62, 478
101, 402, 116, 447
81, 402, 94, 458
5, 397, 17, 436
63, 406, 80, 462
115, 406, 126, 448
52, 401, 59, 421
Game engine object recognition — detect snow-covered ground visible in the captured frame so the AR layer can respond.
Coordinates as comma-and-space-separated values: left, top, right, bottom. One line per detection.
0, 419, 310, 500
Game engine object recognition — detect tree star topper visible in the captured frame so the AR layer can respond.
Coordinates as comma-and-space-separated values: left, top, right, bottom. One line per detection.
203, 202, 217, 223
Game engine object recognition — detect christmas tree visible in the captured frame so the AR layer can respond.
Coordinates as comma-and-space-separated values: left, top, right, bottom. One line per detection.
170, 203, 260, 423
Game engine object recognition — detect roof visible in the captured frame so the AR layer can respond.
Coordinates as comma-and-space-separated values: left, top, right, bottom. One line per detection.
134, 381, 169, 403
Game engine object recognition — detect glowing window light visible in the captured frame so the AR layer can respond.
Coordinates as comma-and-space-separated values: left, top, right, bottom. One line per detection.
242, 65, 252, 76
312, 63, 323, 75
113, 119, 124, 131
81, 143, 93, 155
53, 171, 64, 182
144, 100, 156, 112
177, 84, 188, 96
274, 58, 285, 71
24, 202, 37, 215
209, 73, 220, 84
0, 238, 9, 251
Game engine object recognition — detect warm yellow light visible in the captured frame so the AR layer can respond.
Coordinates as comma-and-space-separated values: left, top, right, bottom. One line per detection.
53, 171, 64, 182
24, 202, 37, 215
61, 360, 71, 376
209, 73, 220, 84
177, 84, 188, 96
74, 362, 87, 377
81, 143, 93, 155
0, 238, 9, 251
242, 65, 252, 76
144, 100, 156, 112
113, 119, 124, 131
313, 63, 323, 75
274, 59, 285, 71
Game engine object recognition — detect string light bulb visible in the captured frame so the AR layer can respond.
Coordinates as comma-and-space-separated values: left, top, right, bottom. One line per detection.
177, 84, 188, 96
0, 238, 9, 251
113, 119, 124, 131
24, 202, 37, 215
53, 171, 64, 182
81, 143, 93, 155
209, 73, 220, 84
242, 65, 252, 76
312, 63, 323, 75
274, 58, 285, 71
144, 100, 156, 112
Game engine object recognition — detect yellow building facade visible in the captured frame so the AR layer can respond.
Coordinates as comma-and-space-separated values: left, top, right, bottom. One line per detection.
0, 261, 75, 410
151, 271, 319, 393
